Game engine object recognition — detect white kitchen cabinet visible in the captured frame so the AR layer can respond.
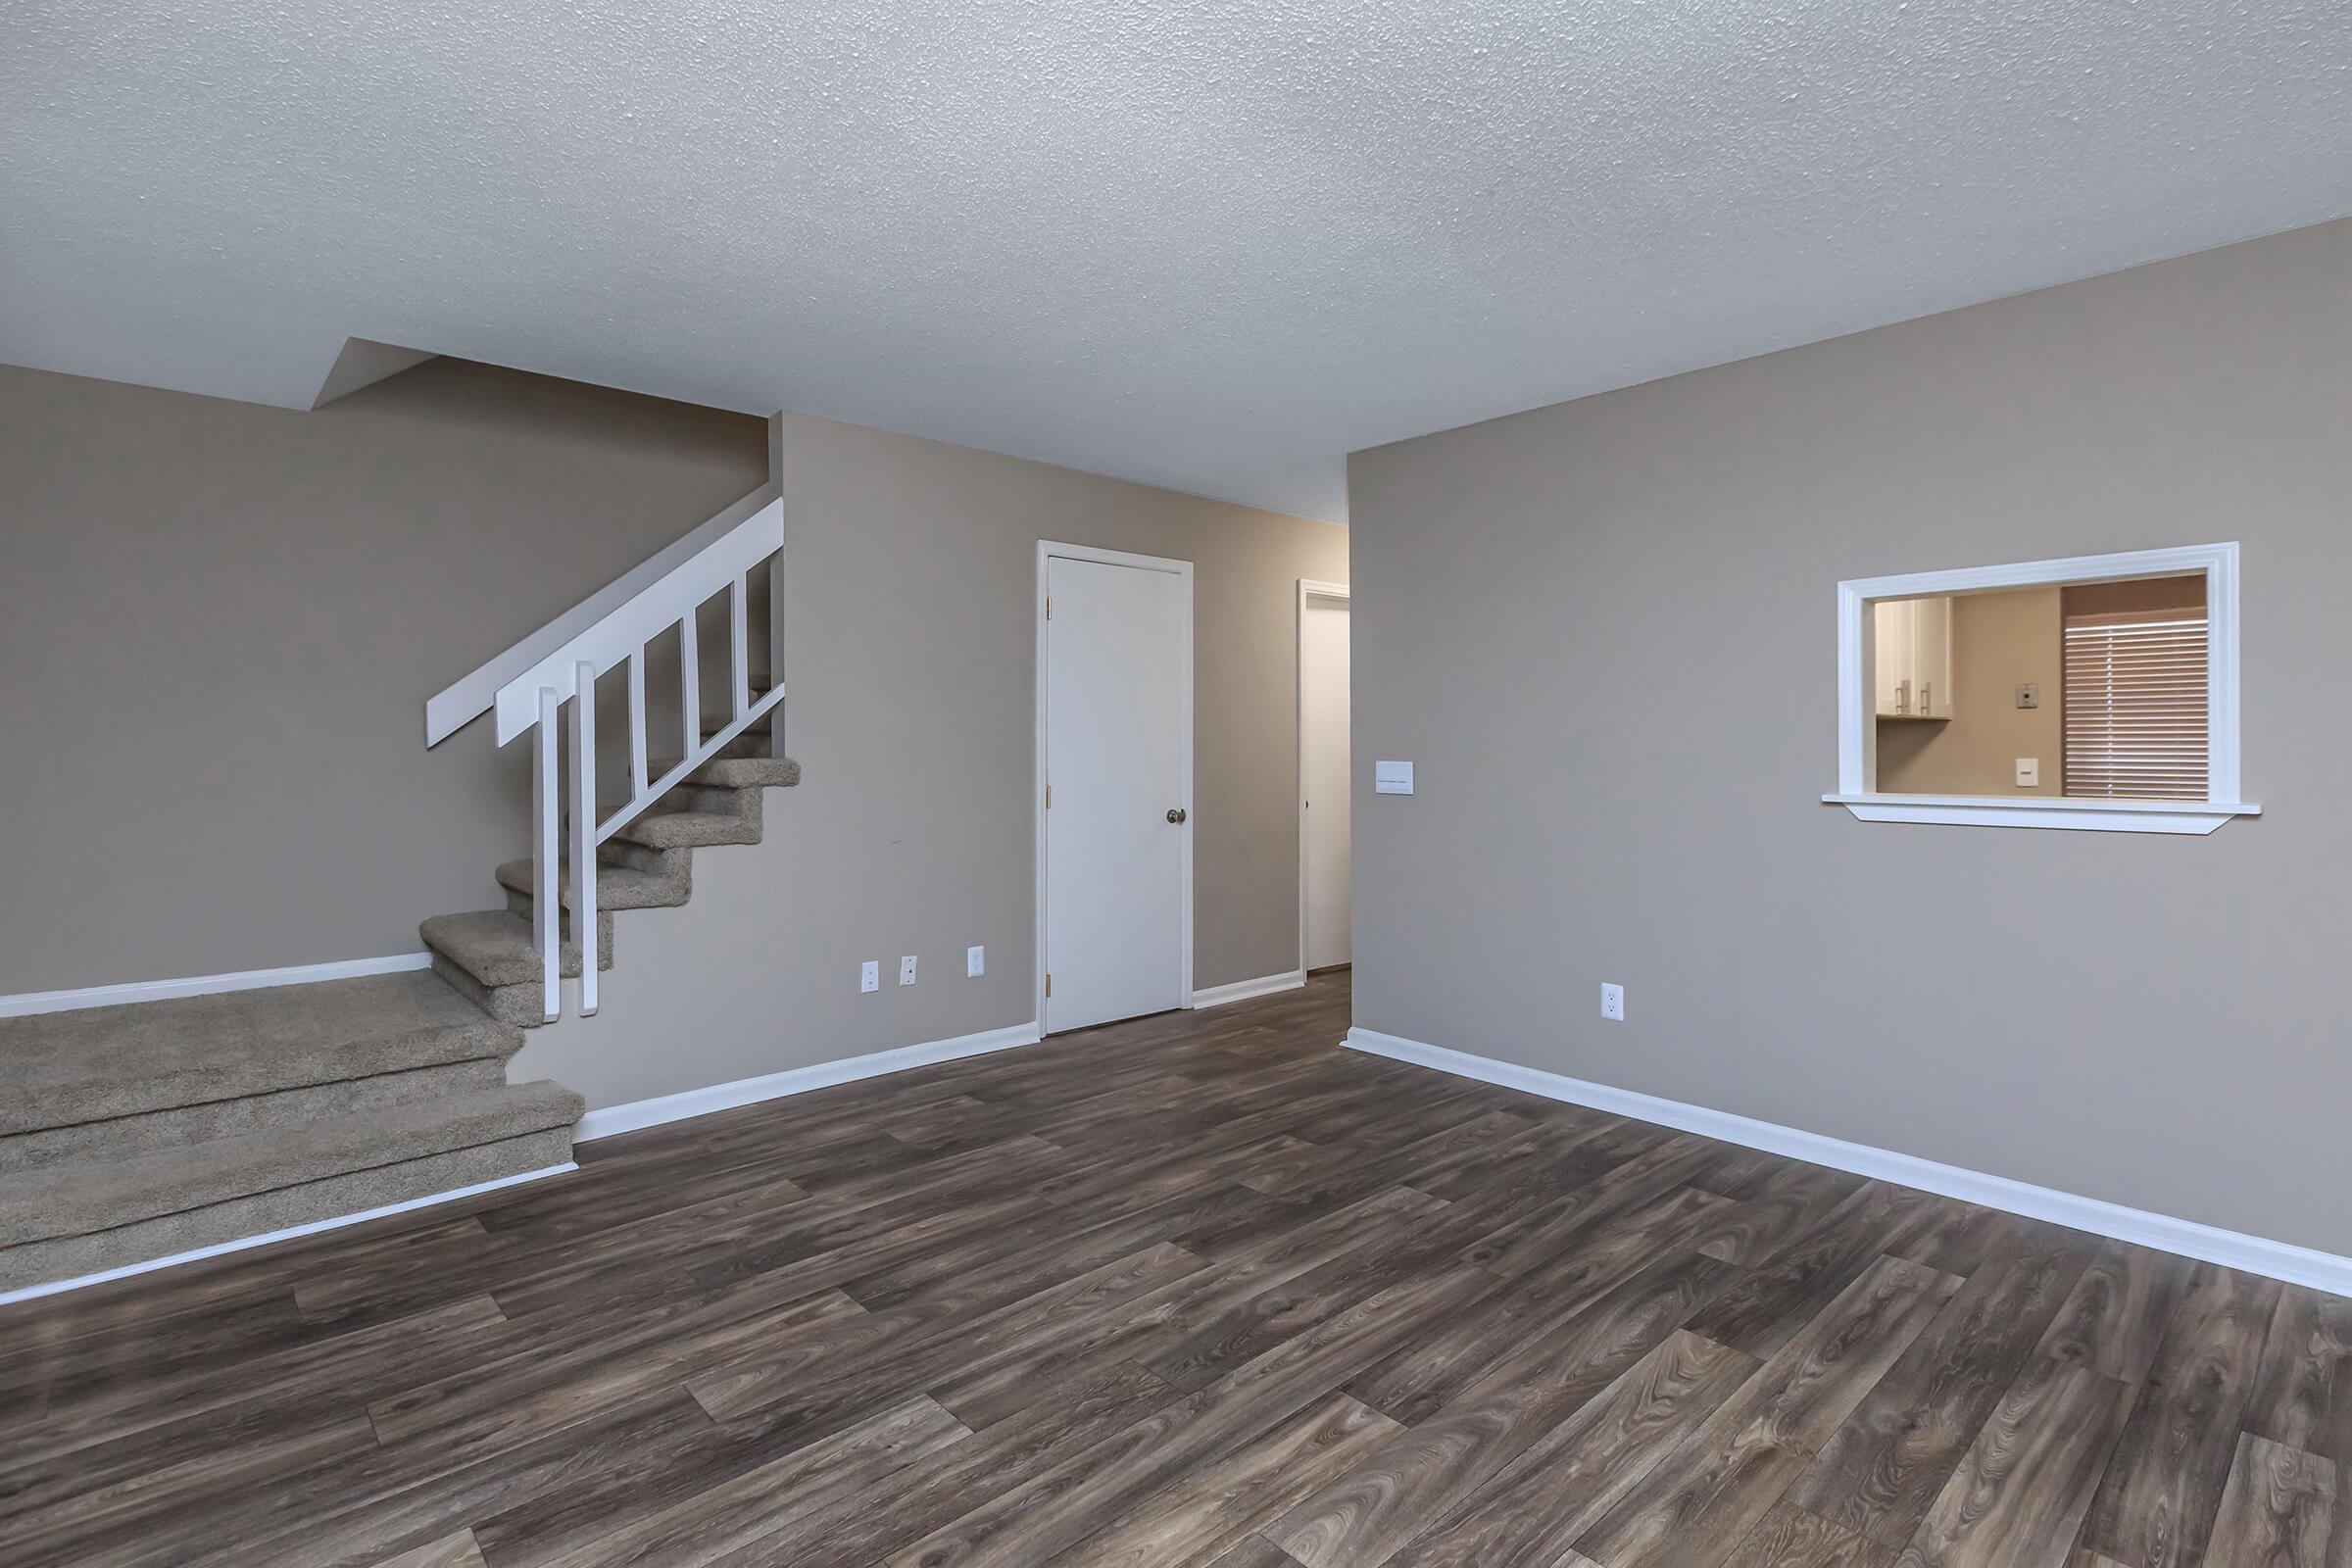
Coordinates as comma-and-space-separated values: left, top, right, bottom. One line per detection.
1874, 595, 1953, 719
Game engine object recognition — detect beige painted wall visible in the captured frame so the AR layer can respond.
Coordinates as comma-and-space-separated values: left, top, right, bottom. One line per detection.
1348, 218, 2352, 1256
1876, 587, 2063, 796
514, 412, 1346, 1109
6, 368, 1345, 1111
0, 360, 768, 993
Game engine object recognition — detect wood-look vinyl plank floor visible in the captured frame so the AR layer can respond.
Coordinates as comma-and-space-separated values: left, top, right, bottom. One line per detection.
2, 972, 2343, 1568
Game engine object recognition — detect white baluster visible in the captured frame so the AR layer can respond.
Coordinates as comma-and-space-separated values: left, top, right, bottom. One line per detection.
570, 661, 598, 1017
766, 550, 786, 760
729, 572, 750, 722
626, 648, 649, 800
533, 685, 560, 1023
679, 612, 701, 760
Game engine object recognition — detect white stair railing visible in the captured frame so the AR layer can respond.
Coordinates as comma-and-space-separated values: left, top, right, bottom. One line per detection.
426, 485, 786, 1022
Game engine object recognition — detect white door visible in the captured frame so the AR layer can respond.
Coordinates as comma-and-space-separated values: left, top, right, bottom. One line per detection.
1300, 591, 1351, 970
1044, 552, 1191, 1032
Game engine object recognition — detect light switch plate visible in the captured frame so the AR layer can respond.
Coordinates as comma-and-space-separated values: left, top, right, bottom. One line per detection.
2015, 758, 2040, 787
1375, 760, 1415, 796
2016, 682, 2039, 710
899, 956, 918, 986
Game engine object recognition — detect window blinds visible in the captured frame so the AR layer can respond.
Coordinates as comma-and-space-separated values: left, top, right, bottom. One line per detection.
2062, 609, 2209, 800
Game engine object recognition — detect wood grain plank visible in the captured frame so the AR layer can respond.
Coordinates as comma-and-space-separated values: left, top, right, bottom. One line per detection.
1267, 1250, 1743, 1568
1467, 1134, 1735, 1280
478, 1358, 1143, 1568
925, 1191, 1449, 1431
1131, 1200, 1494, 1396
1261, 1108, 1537, 1203
2078, 1262, 2282, 1568
2200, 1431, 2337, 1568
2036, 1240, 2196, 1384
1406, 1108, 1647, 1207
2246, 1287, 2352, 1460
0, 1403, 378, 1556
1037, 1392, 1399, 1568
1689, 1163, 1865, 1270
1887, 1355, 2137, 1568
1686, 1181, 1947, 1360
368, 1528, 489, 1568
685, 1241, 1202, 1427
224, 1390, 718, 1568
373, 1285, 868, 1454
2331, 1459, 2352, 1568
1571, 1252, 1962, 1568
4, 1292, 505, 1471
1720, 1502, 1894, 1568
1375, 1330, 1757, 1568
688, 1361, 1182, 1568
529, 1396, 969, 1567
1886, 1203, 2016, 1279
1788, 1232, 2090, 1545
884, 1264, 1494, 1568
1340, 1185, 1739, 1426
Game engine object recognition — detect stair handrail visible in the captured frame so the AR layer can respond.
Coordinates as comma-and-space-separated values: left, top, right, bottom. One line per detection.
423, 483, 781, 747
421, 481, 786, 1024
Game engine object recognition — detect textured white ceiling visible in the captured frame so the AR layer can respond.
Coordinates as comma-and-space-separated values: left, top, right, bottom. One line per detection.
6, 2, 2350, 521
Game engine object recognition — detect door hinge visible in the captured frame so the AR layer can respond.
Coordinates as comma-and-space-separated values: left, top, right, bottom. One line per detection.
1045, 596, 1053, 620
1045, 784, 1053, 808
1045, 973, 1053, 998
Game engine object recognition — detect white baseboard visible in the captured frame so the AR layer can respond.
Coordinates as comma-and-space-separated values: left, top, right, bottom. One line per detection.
0, 952, 435, 1019
1347, 1025, 2352, 1298
0, 1161, 574, 1307
574, 1019, 1044, 1142
1191, 970, 1306, 1009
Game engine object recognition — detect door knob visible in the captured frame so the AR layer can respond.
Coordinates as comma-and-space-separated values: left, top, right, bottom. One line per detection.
1166, 808, 1188, 824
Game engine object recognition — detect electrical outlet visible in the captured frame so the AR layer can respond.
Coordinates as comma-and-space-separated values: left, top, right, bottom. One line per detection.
899, 955, 918, 986
967, 945, 985, 977
1600, 982, 1625, 1021
859, 960, 879, 994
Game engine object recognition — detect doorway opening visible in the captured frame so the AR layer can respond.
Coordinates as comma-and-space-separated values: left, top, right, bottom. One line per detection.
1298, 579, 1351, 975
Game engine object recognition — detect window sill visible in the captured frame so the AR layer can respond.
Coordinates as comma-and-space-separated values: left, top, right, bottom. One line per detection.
1820, 793, 2262, 835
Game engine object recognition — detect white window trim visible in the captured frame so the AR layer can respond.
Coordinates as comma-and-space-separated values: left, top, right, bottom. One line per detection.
1826, 542, 2260, 835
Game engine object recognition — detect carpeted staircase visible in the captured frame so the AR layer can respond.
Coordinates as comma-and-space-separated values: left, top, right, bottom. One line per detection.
0, 715, 798, 1296
420, 718, 797, 1026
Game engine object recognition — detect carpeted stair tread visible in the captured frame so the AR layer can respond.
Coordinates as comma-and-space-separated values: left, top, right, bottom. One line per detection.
0, 972, 521, 1137
431, 956, 550, 1030
495, 858, 689, 911
611, 808, 760, 850
649, 754, 801, 790
0, 1080, 584, 1250
0, 1131, 576, 1294
420, 910, 612, 989
0, 1056, 509, 1175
